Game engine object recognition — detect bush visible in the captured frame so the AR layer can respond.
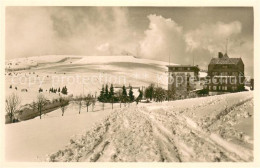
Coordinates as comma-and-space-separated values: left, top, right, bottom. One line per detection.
144, 84, 154, 101
61, 86, 68, 95
39, 88, 43, 93
153, 87, 166, 102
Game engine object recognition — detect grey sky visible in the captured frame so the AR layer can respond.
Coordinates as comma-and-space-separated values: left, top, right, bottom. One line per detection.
5, 7, 253, 76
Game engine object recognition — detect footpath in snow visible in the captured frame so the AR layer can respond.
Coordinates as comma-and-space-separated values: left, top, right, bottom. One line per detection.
47, 91, 253, 162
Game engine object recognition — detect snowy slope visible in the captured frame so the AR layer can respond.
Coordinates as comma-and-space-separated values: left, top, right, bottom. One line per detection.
5, 91, 253, 162
43, 91, 253, 162
5, 102, 117, 162
5, 55, 206, 106
4, 55, 196, 107
5, 55, 166, 105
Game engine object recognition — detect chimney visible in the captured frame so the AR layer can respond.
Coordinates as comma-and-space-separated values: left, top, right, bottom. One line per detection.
218, 52, 223, 58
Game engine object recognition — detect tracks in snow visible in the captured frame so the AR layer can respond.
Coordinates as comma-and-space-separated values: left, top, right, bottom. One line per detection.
48, 95, 253, 162
138, 105, 253, 162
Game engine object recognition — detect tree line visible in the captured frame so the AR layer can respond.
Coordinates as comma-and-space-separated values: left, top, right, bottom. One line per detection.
38, 86, 68, 95
97, 84, 143, 105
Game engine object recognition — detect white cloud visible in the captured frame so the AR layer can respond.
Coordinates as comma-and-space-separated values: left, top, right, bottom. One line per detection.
6, 7, 137, 58
185, 21, 242, 53
138, 15, 187, 64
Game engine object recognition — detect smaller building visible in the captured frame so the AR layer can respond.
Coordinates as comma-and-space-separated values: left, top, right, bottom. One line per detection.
167, 65, 200, 96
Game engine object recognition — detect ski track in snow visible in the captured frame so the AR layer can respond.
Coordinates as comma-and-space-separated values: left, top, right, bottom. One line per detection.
47, 92, 253, 162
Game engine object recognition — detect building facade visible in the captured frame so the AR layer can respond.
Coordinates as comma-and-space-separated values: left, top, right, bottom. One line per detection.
207, 52, 245, 94
167, 65, 200, 96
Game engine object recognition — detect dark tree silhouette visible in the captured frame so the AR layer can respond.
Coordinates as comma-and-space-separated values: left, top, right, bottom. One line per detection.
98, 85, 105, 102
104, 84, 109, 101
145, 84, 155, 101
129, 86, 135, 102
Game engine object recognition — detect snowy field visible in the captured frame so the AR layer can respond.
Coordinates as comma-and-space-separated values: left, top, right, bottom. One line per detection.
45, 91, 253, 162
5, 91, 252, 162
5, 102, 118, 161
5, 55, 207, 106
5, 55, 169, 106
5, 55, 251, 162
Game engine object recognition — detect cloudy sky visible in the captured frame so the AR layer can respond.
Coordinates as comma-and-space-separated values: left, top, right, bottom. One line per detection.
5, 7, 253, 76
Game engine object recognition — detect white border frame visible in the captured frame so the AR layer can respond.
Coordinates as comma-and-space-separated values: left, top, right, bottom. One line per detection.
0, 0, 259, 168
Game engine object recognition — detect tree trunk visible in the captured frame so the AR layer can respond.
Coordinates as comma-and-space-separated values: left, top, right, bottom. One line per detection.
10, 112, 13, 123
39, 107, 42, 119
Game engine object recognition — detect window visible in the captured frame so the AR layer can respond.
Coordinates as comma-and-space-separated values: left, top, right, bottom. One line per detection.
222, 65, 228, 69
212, 72, 218, 75
222, 78, 227, 84
219, 86, 221, 90
232, 72, 238, 76
220, 72, 228, 76
231, 77, 237, 84
222, 86, 227, 90
213, 86, 217, 90
232, 86, 237, 91
187, 67, 190, 70
209, 86, 211, 90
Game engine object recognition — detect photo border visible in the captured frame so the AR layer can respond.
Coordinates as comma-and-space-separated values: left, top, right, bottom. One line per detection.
0, 0, 259, 168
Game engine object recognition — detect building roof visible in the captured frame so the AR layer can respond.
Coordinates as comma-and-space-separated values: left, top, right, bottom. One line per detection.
209, 52, 242, 65
209, 57, 241, 65
167, 65, 200, 72
166, 65, 199, 68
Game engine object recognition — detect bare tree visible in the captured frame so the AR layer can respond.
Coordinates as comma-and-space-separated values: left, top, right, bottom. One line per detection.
31, 94, 48, 119
5, 93, 21, 123
91, 98, 96, 112
84, 94, 93, 112
59, 97, 69, 116
75, 95, 83, 114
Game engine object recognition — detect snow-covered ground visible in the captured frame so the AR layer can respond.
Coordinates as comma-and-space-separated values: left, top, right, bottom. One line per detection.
5, 55, 168, 105
5, 55, 207, 105
6, 55, 249, 162
5, 102, 118, 161
43, 91, 253, 162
